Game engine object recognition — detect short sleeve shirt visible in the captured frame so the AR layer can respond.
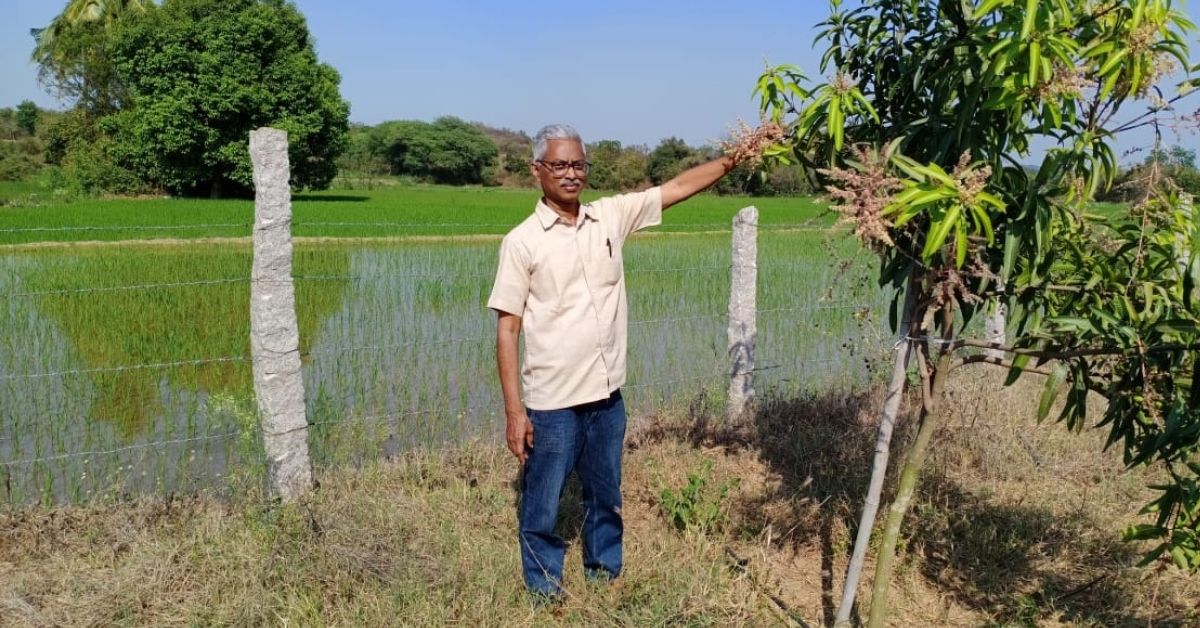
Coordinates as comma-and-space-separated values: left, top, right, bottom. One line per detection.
488, 187, 663, 410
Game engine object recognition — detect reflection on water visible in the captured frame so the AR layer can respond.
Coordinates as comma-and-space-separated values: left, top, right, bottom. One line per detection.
1, 235, 889, 504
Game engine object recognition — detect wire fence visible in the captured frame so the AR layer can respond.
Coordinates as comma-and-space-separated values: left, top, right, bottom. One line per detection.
0, 215, 883, 504
0, 351, 863, 473
0, 300, 870, 383
0, 221, 844, 238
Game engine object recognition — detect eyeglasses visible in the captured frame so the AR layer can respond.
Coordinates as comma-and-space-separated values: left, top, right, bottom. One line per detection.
535, 160, 591, 177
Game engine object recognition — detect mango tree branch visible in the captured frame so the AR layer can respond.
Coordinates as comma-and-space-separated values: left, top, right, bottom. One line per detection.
913, 337, 1200, 360
949, 354, 1056, 375
1113, 91, 1199, 135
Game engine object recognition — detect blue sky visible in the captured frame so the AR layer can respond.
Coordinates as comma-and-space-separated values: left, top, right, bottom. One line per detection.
0, 1, 829, 148
1, 1, 1197, 162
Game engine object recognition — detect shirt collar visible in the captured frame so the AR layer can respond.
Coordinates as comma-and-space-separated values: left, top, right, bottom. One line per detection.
534, 199, 600, 230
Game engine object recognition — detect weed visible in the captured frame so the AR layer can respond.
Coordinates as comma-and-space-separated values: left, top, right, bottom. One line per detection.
658, 458, 740, 534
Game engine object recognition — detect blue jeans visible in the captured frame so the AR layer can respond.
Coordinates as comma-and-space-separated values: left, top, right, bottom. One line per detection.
519, 390, 626, 597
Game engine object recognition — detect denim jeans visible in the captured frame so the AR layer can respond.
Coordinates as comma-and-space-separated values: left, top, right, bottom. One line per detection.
519, 390, 626, 597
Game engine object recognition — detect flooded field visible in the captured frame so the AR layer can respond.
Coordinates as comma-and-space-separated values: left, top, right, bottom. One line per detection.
1, 198, 889, 503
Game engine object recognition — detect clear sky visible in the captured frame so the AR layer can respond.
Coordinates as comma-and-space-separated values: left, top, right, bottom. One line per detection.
1, 1, 1196, 162
0, 1, 830, 149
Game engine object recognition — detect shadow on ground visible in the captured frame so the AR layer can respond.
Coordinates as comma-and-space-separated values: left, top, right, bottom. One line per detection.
909, 470, 1181, 627
631, 387, 1187, 627
631, 389, 884, 626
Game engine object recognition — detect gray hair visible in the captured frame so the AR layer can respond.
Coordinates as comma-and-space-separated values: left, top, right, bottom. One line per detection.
532, 124, 586, 161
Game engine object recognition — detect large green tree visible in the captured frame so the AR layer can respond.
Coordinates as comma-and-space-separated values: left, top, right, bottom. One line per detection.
370, 117, 497, 185
31, 0, 151, 114
758, 0, 1198, 625
104, 0, 349, 196
647, 136, 695, 184
14, 101, 40, 136
586, 140, 652, 191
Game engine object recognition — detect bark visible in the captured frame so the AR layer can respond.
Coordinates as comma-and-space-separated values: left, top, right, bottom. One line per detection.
833, 284, 916, 627
866, 346, 952, 628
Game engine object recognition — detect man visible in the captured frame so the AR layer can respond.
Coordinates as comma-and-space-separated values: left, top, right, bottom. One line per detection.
487, 123, 749, 600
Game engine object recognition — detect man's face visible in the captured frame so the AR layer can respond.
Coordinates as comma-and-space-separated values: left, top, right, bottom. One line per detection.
531, 139, 588, 206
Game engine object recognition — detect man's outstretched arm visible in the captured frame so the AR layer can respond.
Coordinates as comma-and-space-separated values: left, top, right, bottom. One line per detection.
660, 155, 738, 211
496, 311, 533, 463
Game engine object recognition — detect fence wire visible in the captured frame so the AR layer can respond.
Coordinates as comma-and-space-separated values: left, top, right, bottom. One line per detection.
0, 430, 242, 469
1, 218, 872, 493
0, 223, 251, 234
0, 356, 248, 380
0, 270, 873, 302
0, 353, 858, 470
0, 301, 870, 381
0, 221, 841, 234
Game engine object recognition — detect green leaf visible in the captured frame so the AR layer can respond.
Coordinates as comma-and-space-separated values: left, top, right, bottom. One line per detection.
850, 88, 880, 123
1080, 39, 1116, 60
1131, 0, 1145, 28
1037, 364, 1067, 422
1185, 253, 1199, 306
1005, 352, 1030, 386
1002, 228, 1019, 284
1028, 40, 1041, 86
1170, 547, 1192, 570
1021, 0, 1038, 40
969, 203, 995, 244
1098, 48, 1129, 78
1122, 295, 1140, 325
922, 205, 961, 261
1048, 317, 1095, 333
890, 153, 930, 181
1123, 523, 1165, 541
828, 97, 844, 150
974, 0, 1013, 19
955, 218, 968, 268
1154, 320, 1200, 336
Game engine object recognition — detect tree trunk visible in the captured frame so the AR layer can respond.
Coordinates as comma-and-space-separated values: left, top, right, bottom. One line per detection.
866, 349, 951, 628
833, 284, 917, 627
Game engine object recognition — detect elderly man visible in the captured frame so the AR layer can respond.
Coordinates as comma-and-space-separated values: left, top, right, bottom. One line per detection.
487, 123, 748, 600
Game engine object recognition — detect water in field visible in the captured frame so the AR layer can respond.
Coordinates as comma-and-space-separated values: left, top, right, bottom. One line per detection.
0, 231, 891, 503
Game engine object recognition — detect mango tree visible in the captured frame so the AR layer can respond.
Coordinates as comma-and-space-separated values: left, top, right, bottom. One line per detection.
755, 0, 1199, 625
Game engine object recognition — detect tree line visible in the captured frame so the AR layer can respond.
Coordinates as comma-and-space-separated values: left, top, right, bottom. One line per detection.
336, 119, 817, 195
9, 0, 814, 199
8, 0, 1197, 202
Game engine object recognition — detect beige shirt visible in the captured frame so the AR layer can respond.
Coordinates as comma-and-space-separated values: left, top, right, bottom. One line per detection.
488, 187, 663, 410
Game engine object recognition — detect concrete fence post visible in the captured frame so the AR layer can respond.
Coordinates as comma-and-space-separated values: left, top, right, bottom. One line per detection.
985, 283, 1007, 360
249, 127, 312, 501
728, 206, 758, 420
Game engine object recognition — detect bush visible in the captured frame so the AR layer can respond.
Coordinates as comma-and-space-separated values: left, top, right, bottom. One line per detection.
0, 138, 45, 181
1171, 168, 1200, 197
59, 140, 150, 197
42, 109, 97, 166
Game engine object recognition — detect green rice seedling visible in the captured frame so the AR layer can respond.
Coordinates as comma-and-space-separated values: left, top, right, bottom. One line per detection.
0, 187, 891, 503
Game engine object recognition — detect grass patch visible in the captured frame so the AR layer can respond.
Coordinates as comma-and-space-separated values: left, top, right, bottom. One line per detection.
2, 379, 1196, 626
0, 183, 832, 245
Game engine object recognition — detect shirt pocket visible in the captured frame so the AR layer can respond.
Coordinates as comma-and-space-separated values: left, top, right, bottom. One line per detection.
593, 240, 623, 287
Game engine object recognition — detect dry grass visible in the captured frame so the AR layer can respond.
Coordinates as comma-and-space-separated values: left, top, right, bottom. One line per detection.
2, 373, 1197, 627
